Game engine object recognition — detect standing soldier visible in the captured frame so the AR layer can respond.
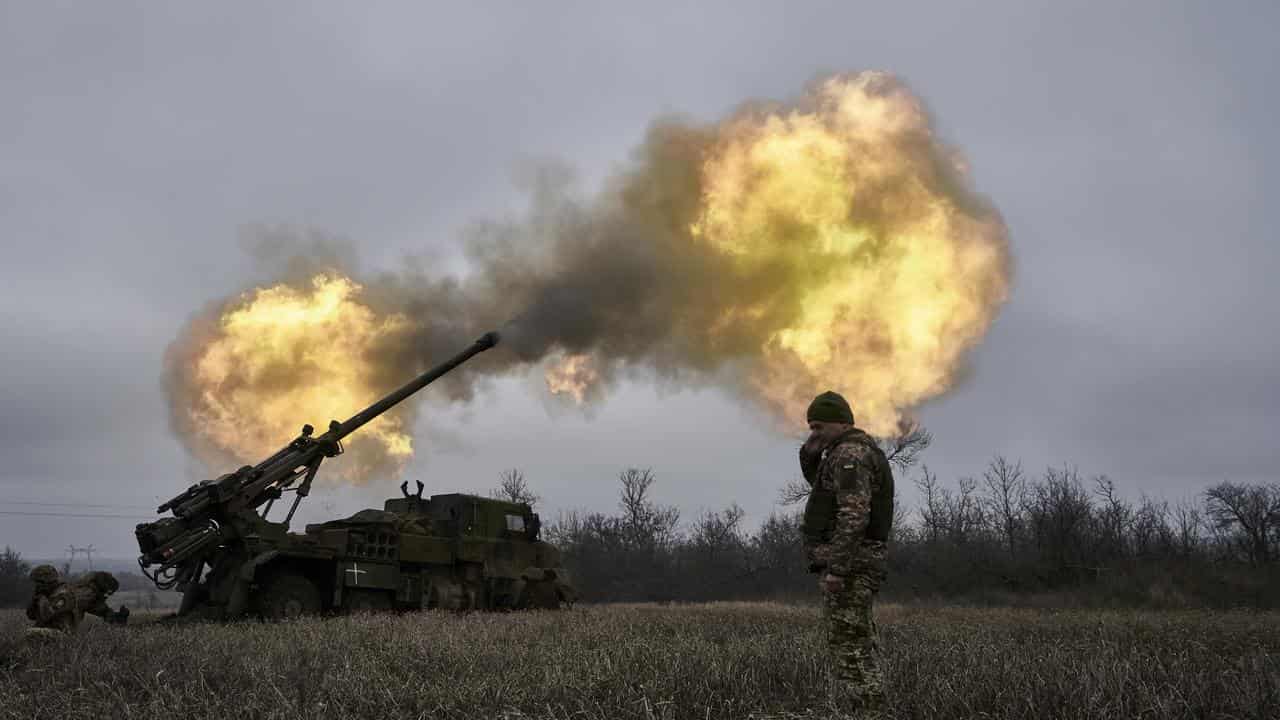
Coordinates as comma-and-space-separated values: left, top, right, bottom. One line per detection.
799, 391, 894, 714
27, 565, 129, 634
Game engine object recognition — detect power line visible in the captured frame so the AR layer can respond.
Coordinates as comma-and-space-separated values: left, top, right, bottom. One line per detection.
0, 510, 154, 520
0, 500, 156, 510
67, 544, 96, 571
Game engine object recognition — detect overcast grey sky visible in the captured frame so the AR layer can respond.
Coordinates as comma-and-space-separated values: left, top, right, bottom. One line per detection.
2, 2, 1277, 558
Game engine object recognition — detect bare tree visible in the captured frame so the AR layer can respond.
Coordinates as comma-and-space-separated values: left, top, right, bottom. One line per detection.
1131, 495, 1172, 558
1093, 475, 1132, 560
982, 455, 1026, 558
1204, 482, 1280, 564
1026, 465, 1093, 569
915, 465, 945, 544
778, 476, 812, 506
751, 511, 805, 572
889, 487, 910, 543
1172, 497, 1204, 557
491, 468, 540, 507
619, 467, 656, 523
618, 468, 680, 549
691, 504, 747, 560
881, 420, 933, 472
0, 547, 32, 608
947, 476, 986, 545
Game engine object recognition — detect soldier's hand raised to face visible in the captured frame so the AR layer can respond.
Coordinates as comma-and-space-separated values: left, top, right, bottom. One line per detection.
820, 573, 846, 593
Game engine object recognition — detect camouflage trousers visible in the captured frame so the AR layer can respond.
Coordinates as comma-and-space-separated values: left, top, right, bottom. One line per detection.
821, 540, 888, 713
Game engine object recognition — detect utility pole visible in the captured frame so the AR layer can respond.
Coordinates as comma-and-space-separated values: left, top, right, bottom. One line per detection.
66, 544, 96, 572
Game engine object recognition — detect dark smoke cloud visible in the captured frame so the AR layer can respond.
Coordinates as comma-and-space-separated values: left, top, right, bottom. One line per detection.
338, 120, 739, 401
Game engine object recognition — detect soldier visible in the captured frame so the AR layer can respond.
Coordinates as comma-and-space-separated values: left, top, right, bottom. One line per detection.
798, 391, 894, 714
514, 565, 578, 610
26, 565, 130, 634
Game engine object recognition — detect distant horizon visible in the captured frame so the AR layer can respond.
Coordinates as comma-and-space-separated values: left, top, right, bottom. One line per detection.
0, 454, 1246, 560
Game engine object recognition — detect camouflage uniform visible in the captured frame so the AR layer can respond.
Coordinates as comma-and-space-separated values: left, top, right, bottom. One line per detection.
801, 428, 894, 713
27, 566, 129, 633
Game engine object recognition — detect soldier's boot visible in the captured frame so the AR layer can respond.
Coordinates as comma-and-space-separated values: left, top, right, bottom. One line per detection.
828, 654, 886, 717
827, 685, 885, 719
858, 690, 886, 719
828, 675, 882, 714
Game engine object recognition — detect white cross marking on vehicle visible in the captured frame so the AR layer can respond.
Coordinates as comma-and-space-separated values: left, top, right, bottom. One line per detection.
345, 562, 367, 585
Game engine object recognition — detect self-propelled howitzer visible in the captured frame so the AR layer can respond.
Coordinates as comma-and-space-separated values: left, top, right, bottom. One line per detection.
135, 331, 576, 619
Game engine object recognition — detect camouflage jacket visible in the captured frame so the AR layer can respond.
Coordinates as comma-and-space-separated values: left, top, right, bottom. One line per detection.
27, 574, 119, 629
26, 584, 79, 628
800, 429, 893, 576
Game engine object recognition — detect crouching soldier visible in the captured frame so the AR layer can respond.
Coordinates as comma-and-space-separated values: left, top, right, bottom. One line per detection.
27, 565, 130, 634
514, 567, 578, 609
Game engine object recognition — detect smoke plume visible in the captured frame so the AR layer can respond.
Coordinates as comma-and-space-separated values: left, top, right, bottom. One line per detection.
165, 72, 1011, 482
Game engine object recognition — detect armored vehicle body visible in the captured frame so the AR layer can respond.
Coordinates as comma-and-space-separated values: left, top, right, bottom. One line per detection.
256, 485, 574, 617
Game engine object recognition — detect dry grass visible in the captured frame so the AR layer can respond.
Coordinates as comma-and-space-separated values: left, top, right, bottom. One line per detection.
1, 602, 1276, 719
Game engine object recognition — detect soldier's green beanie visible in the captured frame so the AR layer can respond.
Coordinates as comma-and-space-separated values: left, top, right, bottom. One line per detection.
806, 391, 854, 424
29, 565, 58, 586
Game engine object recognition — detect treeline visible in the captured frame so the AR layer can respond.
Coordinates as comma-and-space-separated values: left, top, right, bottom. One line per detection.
0, 547, 31, 608
891, 459, 1280, 607
4, 455, 1276, 611
537, 468, 809, 603
513, 450, 1280, 608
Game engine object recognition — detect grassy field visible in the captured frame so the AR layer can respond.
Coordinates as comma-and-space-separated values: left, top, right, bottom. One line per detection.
1, 602, 1276, 719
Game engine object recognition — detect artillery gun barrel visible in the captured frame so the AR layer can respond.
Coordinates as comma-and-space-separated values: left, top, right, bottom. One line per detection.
329, 330, 500, 442
137, 331, 502, 593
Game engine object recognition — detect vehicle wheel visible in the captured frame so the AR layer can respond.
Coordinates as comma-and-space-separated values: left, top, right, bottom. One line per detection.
255, 572, 321, 620
177, 582, 208, 617
343, 589, 392, 613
